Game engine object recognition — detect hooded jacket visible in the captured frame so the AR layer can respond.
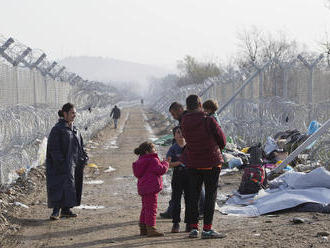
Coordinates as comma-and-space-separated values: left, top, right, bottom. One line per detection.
132, 153, 169, 196
181, 111, 226, 168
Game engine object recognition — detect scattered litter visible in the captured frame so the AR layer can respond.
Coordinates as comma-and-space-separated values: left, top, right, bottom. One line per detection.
217, 193, 229, 202
16, 168, 26, 176
228, 157, 243, 169
321, 236, 328, 242
220, 167, 239, 176
104, 166, 116, 173
75, 205, 105, 210
254, 233, 261, 237
87, 163, 98, 169
291, 217, 305, 224
104, 139, 120, 150
84, 180, 104, 185
14, 202, 29, 209
154, 134, 173, 146
317, 231, 329, 237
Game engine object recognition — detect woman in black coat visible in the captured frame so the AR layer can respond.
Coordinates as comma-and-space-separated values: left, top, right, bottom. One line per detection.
46, 103, 88, 220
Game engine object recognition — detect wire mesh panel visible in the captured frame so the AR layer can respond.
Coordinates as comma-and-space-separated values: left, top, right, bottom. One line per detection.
0, 35, 122, 185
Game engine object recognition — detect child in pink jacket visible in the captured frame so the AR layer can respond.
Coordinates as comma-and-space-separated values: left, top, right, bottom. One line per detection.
132, 141, 169, 237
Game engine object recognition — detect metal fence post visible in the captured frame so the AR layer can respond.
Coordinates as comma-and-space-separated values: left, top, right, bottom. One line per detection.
217, 61, 270, 115
297, 54, 324, 123
14, 67, 19, 104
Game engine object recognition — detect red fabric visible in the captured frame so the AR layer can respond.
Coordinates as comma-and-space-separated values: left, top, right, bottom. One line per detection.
190, 223, 199, 229
132, 153, 169, 196
140, 193, 158, 226
203, 224, 212, 231
181, 111, 226, 168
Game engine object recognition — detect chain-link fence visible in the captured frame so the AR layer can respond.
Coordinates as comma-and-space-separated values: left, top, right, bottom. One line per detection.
0, 35, 121, 185
148, 56, 330, 166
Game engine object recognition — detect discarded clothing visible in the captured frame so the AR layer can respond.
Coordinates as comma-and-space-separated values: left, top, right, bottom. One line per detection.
218, 167, 330, 216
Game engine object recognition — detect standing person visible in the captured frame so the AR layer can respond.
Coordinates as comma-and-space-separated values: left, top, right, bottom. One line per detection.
46, 103, 89, 220
132, 142, 169, 237
181, 95, 226, 239
202, 99, 221, 125
110, 105, 121, 129
166, 126, 190, 233
169, 102, 186, 123
160, 102, 205, 223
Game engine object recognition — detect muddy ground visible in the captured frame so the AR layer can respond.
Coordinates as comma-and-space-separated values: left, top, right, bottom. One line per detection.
0, 106, 329, 248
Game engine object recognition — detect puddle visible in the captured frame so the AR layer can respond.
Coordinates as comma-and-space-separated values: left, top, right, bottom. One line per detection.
84, 180, 104, 185
104, 166, 116, 173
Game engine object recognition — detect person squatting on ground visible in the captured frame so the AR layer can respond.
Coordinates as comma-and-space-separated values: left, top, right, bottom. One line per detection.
202, 99, 221, 125
46, 103, 89, 220
132, 142, 169, 237
110, 105, 121, 129
166, 126, 191, 233
160, 102, 205, 220
181, 95, 226, 239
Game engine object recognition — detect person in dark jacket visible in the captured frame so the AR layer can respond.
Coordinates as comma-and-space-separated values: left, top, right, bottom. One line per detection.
110, 105, 121, 129
181, 95, 226, 239
46, 103, 89, 220
159, 102, 205, 227
166, 126, 192, 233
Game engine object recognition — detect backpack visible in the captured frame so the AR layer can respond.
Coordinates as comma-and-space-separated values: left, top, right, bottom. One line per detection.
238, 164, 267, 194
238, 143, 267, 194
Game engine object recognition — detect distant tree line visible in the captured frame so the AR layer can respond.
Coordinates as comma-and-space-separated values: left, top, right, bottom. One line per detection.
149, 27, 330, 104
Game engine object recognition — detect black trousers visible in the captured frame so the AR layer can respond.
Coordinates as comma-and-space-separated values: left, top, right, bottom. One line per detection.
171, 167, 191, 223
188, 167, 220, 226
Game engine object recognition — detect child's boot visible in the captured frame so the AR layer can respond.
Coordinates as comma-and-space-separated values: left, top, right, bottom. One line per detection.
139, 223, 147, 236
146, 225, 164, 237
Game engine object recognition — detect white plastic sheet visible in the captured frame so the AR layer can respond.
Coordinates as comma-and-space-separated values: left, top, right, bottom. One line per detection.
218, 167, 330, 217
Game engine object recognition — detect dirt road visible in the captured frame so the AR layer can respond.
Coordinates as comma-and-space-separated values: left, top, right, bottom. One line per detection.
2, 106, 330, 248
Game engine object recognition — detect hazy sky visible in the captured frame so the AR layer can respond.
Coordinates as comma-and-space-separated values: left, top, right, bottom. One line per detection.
1, 0, 330, 68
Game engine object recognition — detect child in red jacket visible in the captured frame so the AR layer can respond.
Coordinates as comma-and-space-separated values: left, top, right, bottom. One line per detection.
132, 142, 169, 237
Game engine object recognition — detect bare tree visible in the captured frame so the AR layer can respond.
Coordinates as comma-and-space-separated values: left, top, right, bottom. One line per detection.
320, 31, 330, 67
261, 31, 297, 63
237, 26, 263, 65
177, 55, 221, 86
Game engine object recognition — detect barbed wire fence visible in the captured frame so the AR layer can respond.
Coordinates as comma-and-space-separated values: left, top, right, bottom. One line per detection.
0, 35, 121, 185
148, 55, 330, 166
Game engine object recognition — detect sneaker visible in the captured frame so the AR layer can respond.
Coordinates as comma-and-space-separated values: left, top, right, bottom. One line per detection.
50, 208, 60, 220
189, 229, 199, 238
50, 213, 60, 220
201, 229, 226, 239
171, 223, 180, 233
185, 223, 192, 233
60, 209, 78, 218
159, 211, 172, 219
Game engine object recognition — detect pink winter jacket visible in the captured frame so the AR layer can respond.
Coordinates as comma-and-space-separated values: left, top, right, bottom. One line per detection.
132, 153, 169, 196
